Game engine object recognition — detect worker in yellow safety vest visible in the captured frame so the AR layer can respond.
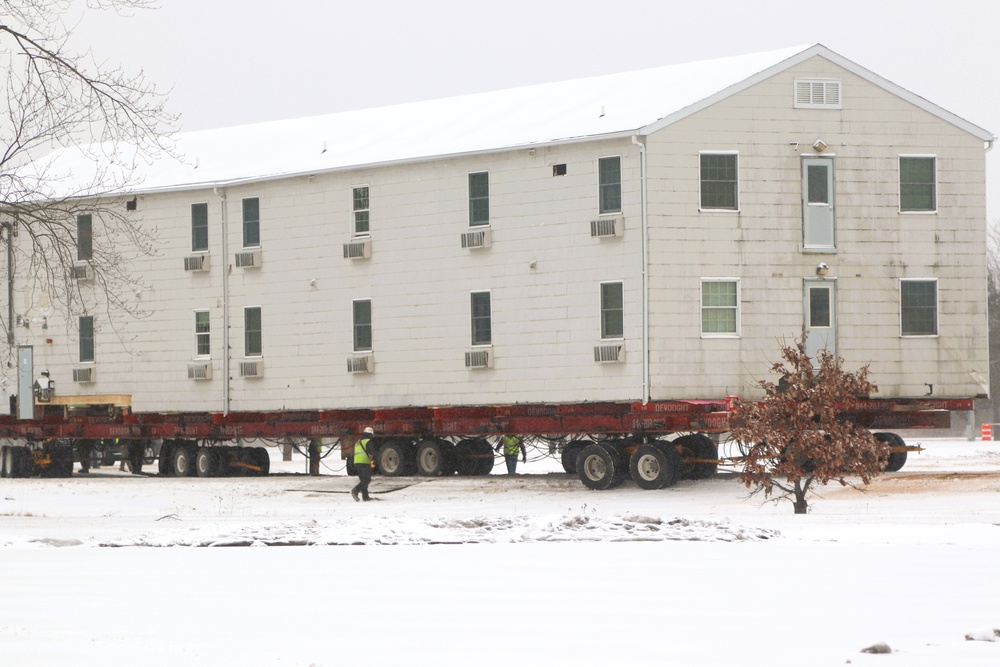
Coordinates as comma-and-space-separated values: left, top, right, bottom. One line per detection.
351, 427, 376, 501
495, 434, 526, 474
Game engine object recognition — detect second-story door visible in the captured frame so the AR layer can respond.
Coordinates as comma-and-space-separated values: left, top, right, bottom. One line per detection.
802, 156, 835, 249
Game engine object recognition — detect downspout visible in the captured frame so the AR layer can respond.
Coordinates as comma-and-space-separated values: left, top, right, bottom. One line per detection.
214, 187, 230, 415
2, 220, 14, 346
632, 135, 649, 404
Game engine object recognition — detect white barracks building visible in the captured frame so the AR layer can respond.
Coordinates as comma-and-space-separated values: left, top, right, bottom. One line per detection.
14, 44, 994, 415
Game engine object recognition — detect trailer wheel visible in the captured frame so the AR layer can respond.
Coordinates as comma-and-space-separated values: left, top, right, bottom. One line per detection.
246, 447, 270, 476
456, 438, 491, 476
4, 447, 32, 478
474, 439, 495, 475
577, 443, 624, 490
416, 439, 453, 476
874, 432, 908, 472
654, 442, 684, 486
0, 447, 9, 478
561, 441, 587, 474
377, 441, 409, 477
195, 448, 218, 477
629, 443, 674, 490
171, 444, 195, 477
673, 434, 718, 480
158, 441, 174, 476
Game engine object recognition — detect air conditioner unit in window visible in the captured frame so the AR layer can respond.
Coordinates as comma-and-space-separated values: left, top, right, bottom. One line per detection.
343, 239, 372, 260
184, 254, 210, 272
461, 228, 492, 249
235, 250, 262, 268
594, 343, 624, 363
590, 217, 623, 238
347, 355, 373, 374
72, 262, 94, 282
72, 367, 95, 383
239, 359, 264, 378
187, 362, 212, 380
465, 349, 493, 369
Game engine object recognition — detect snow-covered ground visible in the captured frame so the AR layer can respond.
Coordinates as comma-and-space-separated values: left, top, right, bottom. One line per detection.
1, 437, 999, 666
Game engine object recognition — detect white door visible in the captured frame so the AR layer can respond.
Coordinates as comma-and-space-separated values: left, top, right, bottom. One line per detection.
802, 157, 834, 248
804, 280, 836, 360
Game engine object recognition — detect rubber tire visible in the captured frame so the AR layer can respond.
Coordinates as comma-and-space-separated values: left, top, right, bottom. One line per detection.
416, 439, 447, 476
875, 432, 908, 472
5, 447, 33, 478
158, 441, 174, 476
195, 447, 218, 477
143, 443, 157, 465
673, 434, 718, 480
0, 447, 10, 478
655, 441, 684, 486
561, 441, 588, 474
171, 444, 195, 477
474, 439, 495, 475
629, 443, 674, 490
378, 441, 409, 477
577, 443, 623, 490
247, 447, 270, 476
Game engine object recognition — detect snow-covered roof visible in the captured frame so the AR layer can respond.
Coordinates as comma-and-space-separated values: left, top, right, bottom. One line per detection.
32, 43, 995, 196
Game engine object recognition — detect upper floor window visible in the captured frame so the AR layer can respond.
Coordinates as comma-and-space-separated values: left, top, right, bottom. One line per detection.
600, 282, 624, 339
353, 186, 370, 236
598, 156, 622, 214
245, 307, 262, 357
900, 279, 937, 336
77, 214, 93, 261
793, 79, 842, 109
242, 197, 260, 247
79, 315, 95, 362
701, 279, 739, 336
469, 172, 489, 227
191, 203, 208, 252
899, 156, 936, 212
700, 153, 738, 210
353, 299, 372, 352
194, 310, 211, 357
470, 291, 492, 345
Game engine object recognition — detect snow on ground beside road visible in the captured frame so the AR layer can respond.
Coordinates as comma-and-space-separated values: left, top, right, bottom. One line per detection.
0, 437, 999, 666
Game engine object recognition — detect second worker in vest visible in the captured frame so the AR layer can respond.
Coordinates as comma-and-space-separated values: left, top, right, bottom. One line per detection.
351, 427, 376, 501
496, 434, 526, 474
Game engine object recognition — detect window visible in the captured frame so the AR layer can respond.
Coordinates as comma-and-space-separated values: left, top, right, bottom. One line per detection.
700, 153, 738, 210
899, 156, 936, 212
901, 280, 937, 336
245, 307, 262, 357
600, 282, 624, 339
598, 156, 621, 214
802, 157, 835, 248
794, 79, 842, 109
191, 203, 208, 252
353, 186, 370, 236
470, 291, 492, 345
242, 197, 260, 247
469, 172, 489, 226
195, 310, 211, 357
77, 214, 93, 261
701, 280, 739, 335
79, 315, 95, 363
353, 299, 372, 352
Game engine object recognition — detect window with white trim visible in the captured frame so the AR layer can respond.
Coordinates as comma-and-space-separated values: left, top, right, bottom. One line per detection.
79, 315, 95, 362
191, 203, 208, 252
242, 197, 260, 247
77, 214, 93, 261
353, 186, 370, 236
899, 156, 936, 212
469, 172, 489, 227
353, 299, 372, 352
700, 153, 738, 210
701, 279, 739, 336
900, 279, 937, 336
245, 307, 262, 357
194, 310, 211, 357
470, 291, 492, 345
598, 156, 622, 214
600, 282, 624, 339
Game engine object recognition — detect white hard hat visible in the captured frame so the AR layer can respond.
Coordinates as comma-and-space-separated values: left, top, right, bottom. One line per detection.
363, 427, 374, 435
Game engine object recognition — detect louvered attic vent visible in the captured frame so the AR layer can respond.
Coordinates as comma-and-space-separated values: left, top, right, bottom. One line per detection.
590, 217, 623, 238
465, 349, 492, 369
794, 79, 841, 109
594, 343, 624, 363
343, 239, 371, 260
461, 228, 491, 249
235, 250, 262, 268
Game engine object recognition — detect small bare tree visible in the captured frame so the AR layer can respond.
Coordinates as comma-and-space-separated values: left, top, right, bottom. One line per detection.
730, 337, 888, 514
0, 1, 176, 348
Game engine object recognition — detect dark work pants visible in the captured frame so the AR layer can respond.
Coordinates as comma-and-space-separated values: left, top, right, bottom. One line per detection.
353, 464, 372, 500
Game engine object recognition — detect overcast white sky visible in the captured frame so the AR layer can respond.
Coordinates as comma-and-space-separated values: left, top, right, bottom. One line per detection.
71, 0, 1000, 220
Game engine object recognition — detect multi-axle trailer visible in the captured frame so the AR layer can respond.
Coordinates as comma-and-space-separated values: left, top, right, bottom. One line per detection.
0, 395, 969, 488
